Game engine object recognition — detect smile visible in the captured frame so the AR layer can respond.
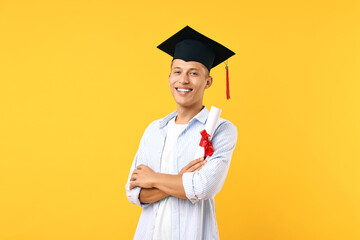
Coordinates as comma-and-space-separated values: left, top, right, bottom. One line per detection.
176, 88, 193, 93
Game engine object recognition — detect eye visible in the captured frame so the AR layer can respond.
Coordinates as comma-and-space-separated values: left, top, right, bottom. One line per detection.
173, 71, 181, 74
190, 72, 198, 76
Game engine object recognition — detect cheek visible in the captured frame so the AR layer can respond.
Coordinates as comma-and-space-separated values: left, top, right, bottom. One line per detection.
168, 76, 176, 85
195, 79, 206, 89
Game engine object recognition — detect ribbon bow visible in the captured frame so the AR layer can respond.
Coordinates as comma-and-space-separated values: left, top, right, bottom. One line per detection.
199, 130, 214, 158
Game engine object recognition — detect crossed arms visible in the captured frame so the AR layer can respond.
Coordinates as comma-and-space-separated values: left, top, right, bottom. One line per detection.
129, 157, 206, 203
126, 121, 237, 206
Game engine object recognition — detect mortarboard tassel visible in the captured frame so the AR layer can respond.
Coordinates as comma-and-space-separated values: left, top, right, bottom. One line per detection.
225, 61, 230, 99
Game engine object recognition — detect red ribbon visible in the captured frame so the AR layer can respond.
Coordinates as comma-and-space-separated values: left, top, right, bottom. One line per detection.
226, 65, 230, 99
199, 130, 214, 158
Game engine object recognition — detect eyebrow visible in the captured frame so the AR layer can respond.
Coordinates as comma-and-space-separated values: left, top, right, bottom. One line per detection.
172, 67, 200, 71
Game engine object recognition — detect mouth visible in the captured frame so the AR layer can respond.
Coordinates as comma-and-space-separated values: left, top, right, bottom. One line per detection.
175, 88, 193, 93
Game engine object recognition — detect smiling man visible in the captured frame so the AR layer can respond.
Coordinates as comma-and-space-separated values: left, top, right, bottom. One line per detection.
125, 26, 237, 240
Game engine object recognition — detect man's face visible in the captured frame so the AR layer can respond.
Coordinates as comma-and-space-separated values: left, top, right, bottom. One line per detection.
168, 59, 212, 109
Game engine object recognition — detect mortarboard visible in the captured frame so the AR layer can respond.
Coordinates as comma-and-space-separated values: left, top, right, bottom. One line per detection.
157, 25, 235, 99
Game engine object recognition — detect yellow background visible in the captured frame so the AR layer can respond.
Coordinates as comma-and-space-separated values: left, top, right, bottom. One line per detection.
0, 0, 359, 239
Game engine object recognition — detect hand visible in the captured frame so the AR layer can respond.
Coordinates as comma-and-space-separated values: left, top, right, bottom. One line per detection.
178, 157, 206, 175
130, 164, 156, 190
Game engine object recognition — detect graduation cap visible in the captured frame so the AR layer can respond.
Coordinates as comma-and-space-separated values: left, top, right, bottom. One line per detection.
157, 25, 235, 99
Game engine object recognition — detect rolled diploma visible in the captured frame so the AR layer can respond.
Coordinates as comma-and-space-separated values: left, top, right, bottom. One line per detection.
193, 106, 222, 159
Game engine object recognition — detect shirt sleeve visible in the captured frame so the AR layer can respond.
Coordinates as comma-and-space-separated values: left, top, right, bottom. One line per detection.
182, 121, 238, 204
125, 123, 153, 208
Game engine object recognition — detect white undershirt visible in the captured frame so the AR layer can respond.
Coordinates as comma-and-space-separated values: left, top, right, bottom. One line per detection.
152, 117, 188, 240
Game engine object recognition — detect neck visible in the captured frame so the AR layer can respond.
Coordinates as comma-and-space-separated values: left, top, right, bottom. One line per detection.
175, 103, 204, 124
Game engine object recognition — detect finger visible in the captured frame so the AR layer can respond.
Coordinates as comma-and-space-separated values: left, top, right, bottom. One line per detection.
179, 157, 204, 174
137, 164, 147, 169
182, 158, 204, 173
130, 174, 137, 181
129, 181, 136, 190
131, 169, 139, 179
186, 157, 204, 169
194, 160, 206, 171
195, 161, 207, 171
192, 157, 204, 164
187, 160, 206, 172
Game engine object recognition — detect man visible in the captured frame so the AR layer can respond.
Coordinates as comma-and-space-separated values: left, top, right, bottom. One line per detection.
125, 26, 237, 240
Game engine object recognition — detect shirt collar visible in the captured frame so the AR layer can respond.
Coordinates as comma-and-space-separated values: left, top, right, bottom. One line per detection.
159, 111, 177, 128
191, 106, 209, 124
159, 106, 209, 129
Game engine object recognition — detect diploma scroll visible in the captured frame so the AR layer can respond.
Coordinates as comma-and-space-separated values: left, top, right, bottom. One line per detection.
194, 106, 222, 159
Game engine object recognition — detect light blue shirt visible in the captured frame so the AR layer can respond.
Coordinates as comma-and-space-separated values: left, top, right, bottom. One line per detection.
125, 107, 238, 240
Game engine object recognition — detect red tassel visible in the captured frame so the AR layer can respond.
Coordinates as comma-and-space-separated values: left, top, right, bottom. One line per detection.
226, 65, 230, 99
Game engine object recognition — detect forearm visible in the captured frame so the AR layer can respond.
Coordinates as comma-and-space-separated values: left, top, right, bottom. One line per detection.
139, 188, 169, 203
130, 162, 204, 200
152, 173, 187, 199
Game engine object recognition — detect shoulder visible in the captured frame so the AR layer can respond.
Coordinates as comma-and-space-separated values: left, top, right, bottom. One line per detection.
142, 119, 161, 137
217, 118, 237, 133
212, 118, 238, 142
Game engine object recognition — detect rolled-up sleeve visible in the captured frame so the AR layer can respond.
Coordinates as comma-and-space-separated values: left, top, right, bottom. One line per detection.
125, 125, 152, 208
125, 153, 149, 207
182, 121, 237, 204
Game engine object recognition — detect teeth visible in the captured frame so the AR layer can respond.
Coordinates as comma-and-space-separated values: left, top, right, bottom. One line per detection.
177, 88, 192, 92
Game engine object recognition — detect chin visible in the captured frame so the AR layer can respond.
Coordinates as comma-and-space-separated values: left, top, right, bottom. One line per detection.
175, 100, 199, 109
173, 98, 189, 107
172, 94, 200, 109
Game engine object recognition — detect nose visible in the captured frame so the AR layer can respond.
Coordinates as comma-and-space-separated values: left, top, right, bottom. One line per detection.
179, 73, 190, 84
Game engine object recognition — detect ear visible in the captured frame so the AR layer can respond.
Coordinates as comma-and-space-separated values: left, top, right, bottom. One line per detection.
205, 76, 213, 89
